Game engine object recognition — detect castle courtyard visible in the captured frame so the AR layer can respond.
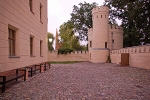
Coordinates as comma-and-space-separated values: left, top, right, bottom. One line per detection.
0, 62, 150, 100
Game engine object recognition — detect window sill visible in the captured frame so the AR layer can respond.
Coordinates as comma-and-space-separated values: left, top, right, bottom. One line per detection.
30, 55, 36, 57
9, 56, 20, 58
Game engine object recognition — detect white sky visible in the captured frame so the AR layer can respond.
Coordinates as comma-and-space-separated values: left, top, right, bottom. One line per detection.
47, 0, 105, 35
47, 0, 121, 47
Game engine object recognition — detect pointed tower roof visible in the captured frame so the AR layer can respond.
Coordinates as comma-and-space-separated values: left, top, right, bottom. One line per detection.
56, 28, 58, 36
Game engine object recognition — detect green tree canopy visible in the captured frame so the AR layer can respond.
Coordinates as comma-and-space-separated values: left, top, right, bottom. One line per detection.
104, 0, 150, 47
70, 1, 98, 41
47, 32, 54, 50
59, 20, 74, 48
59, 20, 87, 52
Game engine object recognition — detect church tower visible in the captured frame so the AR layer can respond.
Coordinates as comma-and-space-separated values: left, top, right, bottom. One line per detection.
55, 29, 59, 50
55, 29, 62, 50
91, 6, 109, 63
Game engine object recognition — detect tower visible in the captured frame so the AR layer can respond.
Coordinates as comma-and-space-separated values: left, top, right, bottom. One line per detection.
55, 29, 62, 50
91, 6, 109, 63
55, 29, 59, 50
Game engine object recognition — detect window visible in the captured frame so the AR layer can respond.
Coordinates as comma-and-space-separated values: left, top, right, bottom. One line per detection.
30, 37, 33, 56
40, 40, 42, 56
101, 15, 102, 18
90, 53, 91, 59
8, 28, 15, 56
90, 41, 92, 47
105, 42, 107, 48
40, 3, 42, 22
29, 0, 33, 12
112, 39, 114, 43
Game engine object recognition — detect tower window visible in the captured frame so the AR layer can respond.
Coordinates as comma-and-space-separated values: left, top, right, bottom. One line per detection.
105, 15, 106, 18
112, 39, 114, 43
101, 15, 102, 18
105, 42, 107, 48
90, 53, 91, 59
90, 41, 92, 47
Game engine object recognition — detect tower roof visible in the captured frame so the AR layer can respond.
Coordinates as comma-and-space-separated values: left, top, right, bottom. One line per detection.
56, 28, 58, 36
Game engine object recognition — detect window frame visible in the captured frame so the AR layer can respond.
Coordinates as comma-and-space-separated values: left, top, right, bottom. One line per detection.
90, 41, 92, 48
105, 42, 108, 48
112, 39, 114, 43
29, 0, 34, 13
40, 40, 43, 56
40, 3, 43, 23
30, 36, 33, 56
8, 28, 15, 56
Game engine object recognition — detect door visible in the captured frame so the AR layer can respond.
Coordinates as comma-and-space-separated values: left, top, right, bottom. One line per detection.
121, 53, 129, 66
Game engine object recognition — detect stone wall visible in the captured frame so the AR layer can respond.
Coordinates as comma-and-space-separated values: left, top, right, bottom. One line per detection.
0, 0, 48, 72
48, 51, 89, 62
108, 25, 123, 50
110, 45, 150, 69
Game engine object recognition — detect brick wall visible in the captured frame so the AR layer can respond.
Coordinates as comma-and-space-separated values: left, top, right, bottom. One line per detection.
108, 25, 123, 50
110, 45, 150, 69
48, 51, 89, 62
0, 0, 48, 72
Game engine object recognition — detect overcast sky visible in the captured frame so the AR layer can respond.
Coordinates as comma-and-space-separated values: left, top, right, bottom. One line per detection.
47, 0, 105, 35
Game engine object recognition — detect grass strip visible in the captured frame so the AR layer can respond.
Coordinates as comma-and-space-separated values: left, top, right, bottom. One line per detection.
50, 61, 83, 64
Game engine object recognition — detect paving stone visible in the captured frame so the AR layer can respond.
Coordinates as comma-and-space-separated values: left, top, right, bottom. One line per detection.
0, 62, 150, 100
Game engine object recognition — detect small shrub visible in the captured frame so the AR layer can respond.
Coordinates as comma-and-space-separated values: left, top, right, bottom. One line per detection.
106, 53, 111, 63
58, 47, 74, 54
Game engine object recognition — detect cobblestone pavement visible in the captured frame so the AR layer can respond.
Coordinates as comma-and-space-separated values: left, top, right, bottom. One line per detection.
0, 62, 150, 100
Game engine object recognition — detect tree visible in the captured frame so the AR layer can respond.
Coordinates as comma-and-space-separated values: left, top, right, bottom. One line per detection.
71, 36, 82, 50
58, 20, 74, 54
104, 0, 150, 47
70, 2, 98, 41
47, 32, 54, 50
59, 20, 87, 52
59, 20, 74, 48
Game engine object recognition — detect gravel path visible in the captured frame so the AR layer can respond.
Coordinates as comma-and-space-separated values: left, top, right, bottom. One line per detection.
0, 62, 150, 100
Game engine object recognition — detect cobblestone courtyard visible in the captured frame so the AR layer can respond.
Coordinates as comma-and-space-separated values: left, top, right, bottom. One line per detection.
0, 62, 150, 100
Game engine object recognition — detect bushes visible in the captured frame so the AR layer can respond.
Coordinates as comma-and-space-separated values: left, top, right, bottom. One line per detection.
58, 47, 74, 54
106, 53, 111, 63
